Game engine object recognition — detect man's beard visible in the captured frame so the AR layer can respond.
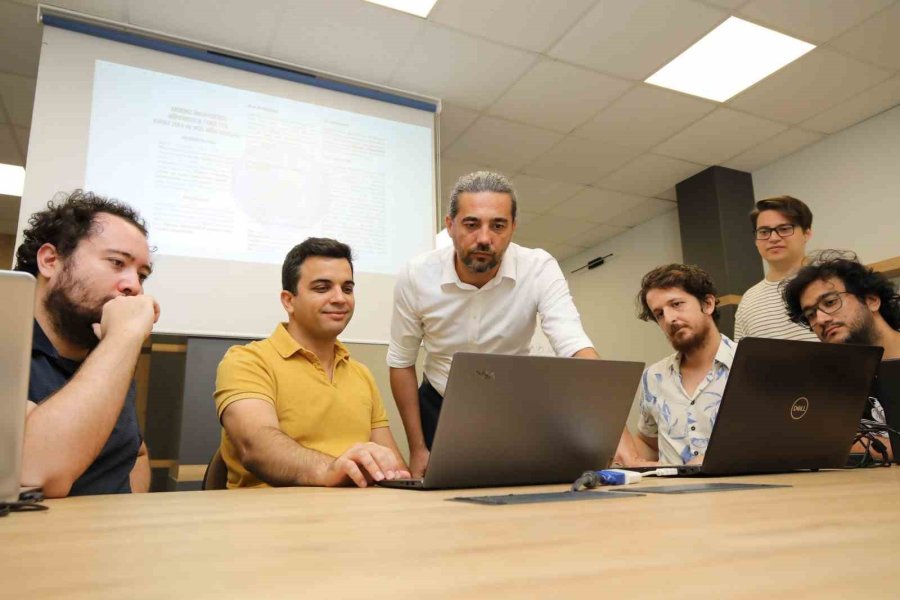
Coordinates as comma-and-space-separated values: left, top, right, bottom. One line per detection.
669, 320, 711, 354
461, 244, 499, 274
842, 309, 878, 346
44, 265, 108, 350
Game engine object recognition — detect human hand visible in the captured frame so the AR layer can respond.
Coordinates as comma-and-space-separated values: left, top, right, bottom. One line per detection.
92, 295, 160, 343
409, 447, 430, 479
322, 442, 411, 487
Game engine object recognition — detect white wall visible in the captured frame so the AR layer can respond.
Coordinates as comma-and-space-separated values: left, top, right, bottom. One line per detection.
753, 104, 900, 265
563, 208, 683, 368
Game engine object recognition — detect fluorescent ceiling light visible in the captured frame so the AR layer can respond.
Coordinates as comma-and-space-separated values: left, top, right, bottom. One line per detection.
0, 163, 25, 196
363, 0, 439, 18
645, 17, 815, 102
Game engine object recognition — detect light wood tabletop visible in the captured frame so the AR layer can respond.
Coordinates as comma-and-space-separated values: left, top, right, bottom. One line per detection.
3, 468, 899, 599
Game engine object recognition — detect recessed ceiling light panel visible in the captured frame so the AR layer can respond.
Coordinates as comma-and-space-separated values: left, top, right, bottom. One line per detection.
0, 163, 25, 197
363, 0, 439, 18
645, 17, 815, 102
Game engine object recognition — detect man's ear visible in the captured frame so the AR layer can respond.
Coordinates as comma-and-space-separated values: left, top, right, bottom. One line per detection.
865, 294, 882, 313
703, 294, 717, 315
35, 243, 61, 279
279, 290, 296, 315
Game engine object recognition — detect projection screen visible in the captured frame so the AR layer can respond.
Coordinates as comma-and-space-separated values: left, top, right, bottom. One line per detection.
19, 23, 438, 343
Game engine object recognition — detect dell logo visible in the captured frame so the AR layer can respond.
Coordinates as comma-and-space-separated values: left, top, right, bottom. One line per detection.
475, 369, 495, 381
790, 397, 810, 420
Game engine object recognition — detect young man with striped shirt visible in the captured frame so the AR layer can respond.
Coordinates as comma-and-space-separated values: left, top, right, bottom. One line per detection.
733, 196, 819, 342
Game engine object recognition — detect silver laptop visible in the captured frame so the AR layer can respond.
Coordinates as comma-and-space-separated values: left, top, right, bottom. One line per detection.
0, 271, 36, 503
379, 352, 644, 490
646, 337, 883, 476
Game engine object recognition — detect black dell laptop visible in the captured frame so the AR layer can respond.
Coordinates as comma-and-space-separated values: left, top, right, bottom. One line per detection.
379, 352, 644, 490
657, 338, 883, 476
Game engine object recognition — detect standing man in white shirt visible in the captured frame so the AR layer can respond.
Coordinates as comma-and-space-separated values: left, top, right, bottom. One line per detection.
387, 171, 598, 477
734, 196, 819, 342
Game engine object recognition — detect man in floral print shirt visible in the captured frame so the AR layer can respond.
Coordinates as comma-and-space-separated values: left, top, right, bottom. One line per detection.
626, 263, 736, 466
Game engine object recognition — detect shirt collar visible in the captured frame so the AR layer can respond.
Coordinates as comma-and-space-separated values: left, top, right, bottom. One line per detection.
269, 322, 350, 363
440, 243, 519, 289
32, 319, 59, 359
667, 334, 736, 375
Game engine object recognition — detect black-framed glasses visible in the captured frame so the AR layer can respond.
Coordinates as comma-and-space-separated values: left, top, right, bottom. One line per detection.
755, 224, 796, 240
800, 291, 852, 327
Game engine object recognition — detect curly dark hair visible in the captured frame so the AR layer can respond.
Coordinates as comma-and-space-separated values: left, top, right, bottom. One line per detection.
782, 250, 900, 330
637, 263, 720, 323
282, 237, 353, 293
14, 190, 148, 276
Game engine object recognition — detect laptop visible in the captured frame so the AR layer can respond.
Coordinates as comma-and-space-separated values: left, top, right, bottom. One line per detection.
871, 359, 900, 462
379, 352, 644, 490
0, 271, 36, 503
654, 337, 883, 476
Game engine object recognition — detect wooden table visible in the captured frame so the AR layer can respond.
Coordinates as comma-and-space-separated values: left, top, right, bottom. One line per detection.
3, 469, 899, 599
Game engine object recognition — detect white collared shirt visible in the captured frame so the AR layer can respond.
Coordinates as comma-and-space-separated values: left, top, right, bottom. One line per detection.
637, 334, 736, 465
387, 242, 594, 395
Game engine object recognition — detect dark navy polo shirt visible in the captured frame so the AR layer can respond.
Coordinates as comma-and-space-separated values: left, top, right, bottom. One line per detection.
29, 321, 142, 496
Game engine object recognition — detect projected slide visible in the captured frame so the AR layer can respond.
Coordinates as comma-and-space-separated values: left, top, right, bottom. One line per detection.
84, 61, 434, 274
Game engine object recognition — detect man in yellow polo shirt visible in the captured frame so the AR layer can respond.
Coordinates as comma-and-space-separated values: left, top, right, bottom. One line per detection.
214, 238, 410, 488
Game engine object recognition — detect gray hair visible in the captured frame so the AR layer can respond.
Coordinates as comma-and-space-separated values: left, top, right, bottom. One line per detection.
448, 171, 517, 221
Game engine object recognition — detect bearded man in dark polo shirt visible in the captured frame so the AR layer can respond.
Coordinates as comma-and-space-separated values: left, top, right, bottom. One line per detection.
15, 190, 159, 498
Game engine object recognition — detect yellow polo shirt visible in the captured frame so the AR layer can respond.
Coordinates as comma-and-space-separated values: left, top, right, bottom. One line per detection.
214, 323, 389, 488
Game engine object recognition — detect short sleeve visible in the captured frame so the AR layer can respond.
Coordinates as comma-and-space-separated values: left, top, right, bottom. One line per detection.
358, 363, 389, 428
214, 344, 276, 421
386, 262, 424, 368
635, 370, 659, 438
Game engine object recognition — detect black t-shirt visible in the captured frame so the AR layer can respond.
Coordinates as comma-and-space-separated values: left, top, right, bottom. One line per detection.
28, 321, 141, 496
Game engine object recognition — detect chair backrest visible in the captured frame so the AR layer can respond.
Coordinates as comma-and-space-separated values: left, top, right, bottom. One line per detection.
202, 448, 228, 490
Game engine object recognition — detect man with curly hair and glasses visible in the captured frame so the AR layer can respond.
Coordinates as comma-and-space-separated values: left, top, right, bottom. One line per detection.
617, 263, 736, 466
782, 251, 900, 357
782, 250, 900, 460
14, 190, 158, 498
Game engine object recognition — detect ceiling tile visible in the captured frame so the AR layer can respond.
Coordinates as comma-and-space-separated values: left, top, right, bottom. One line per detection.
575, 84, 716, 150
44, 0, 129, 20
442, 116, 563, 172
738, 0, 892, 43
598, 153, 707, 197
488, 60, 631, 133
0, 125, 23, 165
801, 76, 900, 134
548, 187, 648, 223
723, 127, 823, 172
390, 23, 536, 111
509, 174, 585, 214
656, 187, 677, 200
728, 48, 892, 124
514, 214, 598, 244
548, 0, 728, 80
13, 126, 29, 160
542, 243, 588, 262
0, 1, 41, 77
129, 0, 286, 57
439, 103, 479, 151
605, 198, 677, 228
703, 0, 748, 8
515, 210, 540, 226
428, 0, 597, 53
523, 136, 642, 185
269, 0, 424, 84
654, 108, 787, 165
0, 73, 36, 128
830, 2, 900, 71
566, 223, 630, 248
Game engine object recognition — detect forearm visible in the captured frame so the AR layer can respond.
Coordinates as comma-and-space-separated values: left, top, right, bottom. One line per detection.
389, 366, 425, 452
241, 426, 336, 487
22, 332, 144, 496
572, 347, 600, 359
130, 444, 151, 493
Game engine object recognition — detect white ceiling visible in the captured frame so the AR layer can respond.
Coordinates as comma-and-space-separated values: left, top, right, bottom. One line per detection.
1, 0, 899, 260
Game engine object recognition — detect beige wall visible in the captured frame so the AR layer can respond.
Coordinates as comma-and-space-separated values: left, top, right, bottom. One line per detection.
0, 234, 15, 269
753, 104, 900, 265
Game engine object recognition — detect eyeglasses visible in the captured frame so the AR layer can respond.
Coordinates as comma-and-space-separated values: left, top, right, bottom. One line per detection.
799, 291, 852, 327
755, 224, 796, 240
